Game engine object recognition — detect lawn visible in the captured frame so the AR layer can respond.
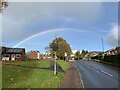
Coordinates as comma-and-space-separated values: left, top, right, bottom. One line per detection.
3, 60, 50, 68
2, 60, 64, 88
56, 60, 69, 72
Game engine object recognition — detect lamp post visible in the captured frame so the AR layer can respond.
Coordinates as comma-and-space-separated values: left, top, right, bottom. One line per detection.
101, 38, 105, 59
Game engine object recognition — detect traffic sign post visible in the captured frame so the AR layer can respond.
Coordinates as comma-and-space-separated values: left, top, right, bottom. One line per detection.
53, 41, 58, 75
54, 51, 57, 75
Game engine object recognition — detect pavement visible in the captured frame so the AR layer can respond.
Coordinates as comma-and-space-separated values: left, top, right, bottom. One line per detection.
60, 62, 84, 88
74, 60, 119, 88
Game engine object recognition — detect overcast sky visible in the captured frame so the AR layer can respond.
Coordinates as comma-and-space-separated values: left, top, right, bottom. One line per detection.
0, 2, 119, 53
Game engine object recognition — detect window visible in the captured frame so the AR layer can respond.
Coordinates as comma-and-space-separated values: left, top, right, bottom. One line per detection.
12, 54, 15, 57
16, 54, 21, 58
3, 54, 10, 57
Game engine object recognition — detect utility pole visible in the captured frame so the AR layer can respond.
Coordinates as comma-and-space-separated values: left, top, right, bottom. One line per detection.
101, 38, 104, 59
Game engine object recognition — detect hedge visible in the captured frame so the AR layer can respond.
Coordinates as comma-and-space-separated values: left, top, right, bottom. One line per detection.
91, 55, 120, 63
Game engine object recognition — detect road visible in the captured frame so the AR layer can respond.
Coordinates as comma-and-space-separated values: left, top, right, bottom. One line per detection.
73, 60, 119, 88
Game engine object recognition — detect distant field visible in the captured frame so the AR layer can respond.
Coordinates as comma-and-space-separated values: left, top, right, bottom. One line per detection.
2, 60, 64, 88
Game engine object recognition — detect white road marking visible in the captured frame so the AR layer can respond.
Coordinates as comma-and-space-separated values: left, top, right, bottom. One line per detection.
100, 70, 113, 77
88, 65, 113, 77
94, 67, 98, 70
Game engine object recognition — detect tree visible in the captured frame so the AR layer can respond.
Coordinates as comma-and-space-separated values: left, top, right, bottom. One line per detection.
49, 37, 72, 60
0, 0, 8, 13
45, 45, 50, 54
75, 50, 81, 60
81, 49, 88, 58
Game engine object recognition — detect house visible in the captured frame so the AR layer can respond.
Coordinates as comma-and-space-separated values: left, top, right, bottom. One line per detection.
105, 47, 120, 55
0, 46, 2, 60
1, 46, 25, 61
26, 50, 41, 60
84, 51, 101, 60
41, 54, 48, 60
26, 50, 49, 60
115, 46, 120, 55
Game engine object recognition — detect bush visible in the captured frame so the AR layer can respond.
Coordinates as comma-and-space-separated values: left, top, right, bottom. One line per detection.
91, 55, 120, 63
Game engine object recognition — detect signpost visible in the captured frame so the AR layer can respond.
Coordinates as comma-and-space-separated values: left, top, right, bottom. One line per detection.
53, 39, 58, 75
54, 51, 57, 75
101, 38, 104, 59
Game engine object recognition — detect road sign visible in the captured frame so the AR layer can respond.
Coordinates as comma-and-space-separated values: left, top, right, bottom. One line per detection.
53, 43, 58, 51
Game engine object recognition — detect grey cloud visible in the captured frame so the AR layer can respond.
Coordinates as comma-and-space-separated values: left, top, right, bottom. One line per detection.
2, 2, 102, 44
4, 2, 102, 22
9, 0, 119, 2
106, 24, 119, 46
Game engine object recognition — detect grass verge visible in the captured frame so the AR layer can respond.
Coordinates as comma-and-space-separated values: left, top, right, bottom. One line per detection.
56, 60, 69, 72
3, 60, 50, 68
2, 60, 64, 88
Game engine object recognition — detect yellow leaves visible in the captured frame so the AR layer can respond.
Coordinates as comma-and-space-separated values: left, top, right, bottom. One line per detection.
14, 83, 16, 87
23, 76, 26, 80
10, 77, 14, 82
41, 83, 44, 87
3, 60, 63, 88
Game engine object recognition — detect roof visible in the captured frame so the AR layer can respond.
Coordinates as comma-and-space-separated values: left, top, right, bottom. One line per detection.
84, 51, 101, 58
26, 50, 40, 55
29, 50, 40, 53
105, 47, 120, 52
1, 47, 25, 54
89, 51, 102, 53
7, 48, 23, 53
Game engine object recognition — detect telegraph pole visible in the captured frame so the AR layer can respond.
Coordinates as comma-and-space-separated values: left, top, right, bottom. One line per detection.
101, 38, 104, 59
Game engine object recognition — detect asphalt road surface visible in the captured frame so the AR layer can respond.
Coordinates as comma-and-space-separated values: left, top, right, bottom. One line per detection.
73, 60, 119, 88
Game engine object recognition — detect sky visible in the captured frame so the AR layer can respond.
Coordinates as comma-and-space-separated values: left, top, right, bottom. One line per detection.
0, 2, 119, 53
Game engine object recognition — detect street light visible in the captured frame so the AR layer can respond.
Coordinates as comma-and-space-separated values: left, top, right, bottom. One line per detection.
101, 38, 105, 59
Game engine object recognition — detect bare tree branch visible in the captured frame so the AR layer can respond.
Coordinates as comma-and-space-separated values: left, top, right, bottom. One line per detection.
0, 0, 8, 13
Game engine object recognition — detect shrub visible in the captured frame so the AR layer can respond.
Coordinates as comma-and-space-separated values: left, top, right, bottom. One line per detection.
91, 55, 120, 63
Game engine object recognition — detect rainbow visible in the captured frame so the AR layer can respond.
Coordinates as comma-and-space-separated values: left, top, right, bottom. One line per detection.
13, 28, 102, 48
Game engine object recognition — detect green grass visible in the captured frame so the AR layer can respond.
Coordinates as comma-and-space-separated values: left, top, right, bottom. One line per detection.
4, 60, 50, 68
2, 60, 64, 88
94, 59, 100, 62
56, 60, 69, 72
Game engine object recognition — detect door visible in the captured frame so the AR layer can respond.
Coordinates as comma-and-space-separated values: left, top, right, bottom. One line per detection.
11, 54, 15, 61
